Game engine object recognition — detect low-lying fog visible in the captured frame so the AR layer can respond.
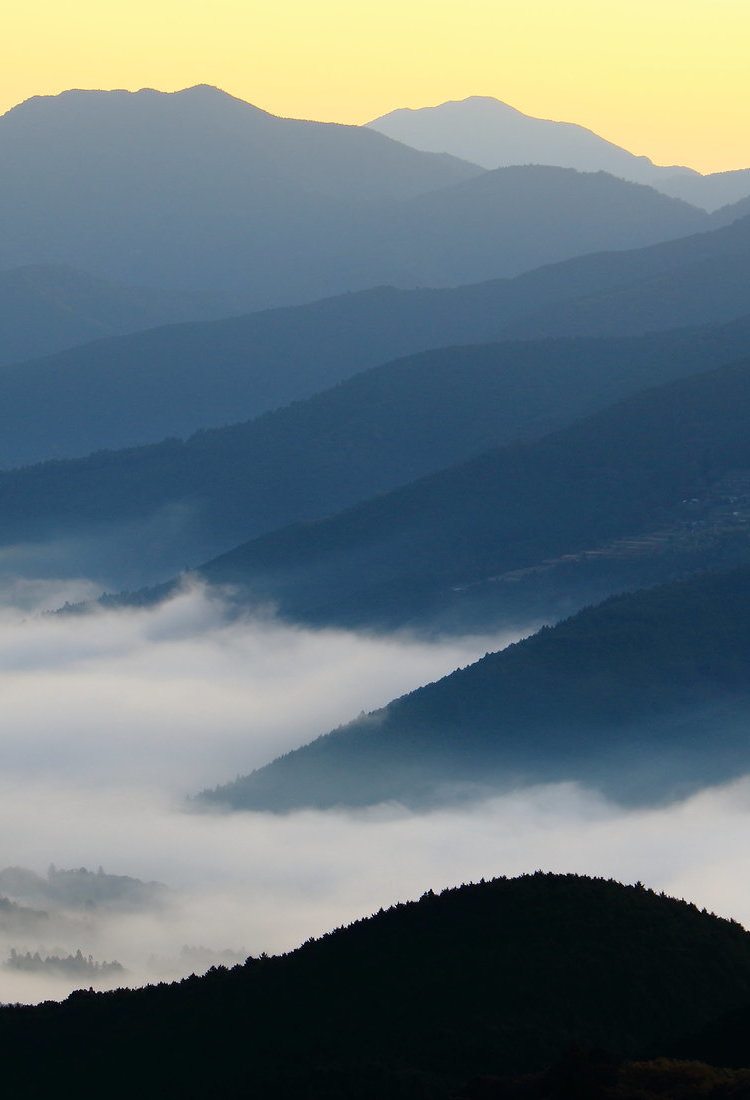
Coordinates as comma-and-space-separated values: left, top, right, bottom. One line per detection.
0, 579, 748, 1005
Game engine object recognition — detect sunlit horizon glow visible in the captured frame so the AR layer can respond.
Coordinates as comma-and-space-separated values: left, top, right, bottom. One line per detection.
2, 0, 748, 175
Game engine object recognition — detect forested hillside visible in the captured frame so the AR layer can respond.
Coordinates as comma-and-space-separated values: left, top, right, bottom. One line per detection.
5, 319, 750, 581
3, 212, 750, 467
2, 875, 750, 1098
194, 354, 750, 630
203, 566, 750, 811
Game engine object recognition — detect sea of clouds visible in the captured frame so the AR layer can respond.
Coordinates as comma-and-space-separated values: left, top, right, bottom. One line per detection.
0, 578, 748, 1004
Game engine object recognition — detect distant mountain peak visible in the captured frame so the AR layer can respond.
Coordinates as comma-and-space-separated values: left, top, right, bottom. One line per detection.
1, 83, 273, 123
367, 95, 709, 195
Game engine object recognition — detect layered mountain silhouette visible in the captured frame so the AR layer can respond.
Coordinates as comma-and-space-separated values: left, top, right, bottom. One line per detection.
6, 317, 750, 587
0, 265, 253, 366
188, 352, 750, 632
368, 96, 750, 212
0, 84, 476, 304
357, 165, 711, 289
3, 874, 750, 1097
204, 567, 750, 811
0, 86, 718, 308
3, 212, 750, 469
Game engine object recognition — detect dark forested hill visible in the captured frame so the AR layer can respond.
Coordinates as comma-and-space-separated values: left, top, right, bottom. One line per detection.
204, 567, 750, 812
2, 874, 750, 1098
6, 319, 750, 584
4, 214, 750, 468
189, 350, 750, 631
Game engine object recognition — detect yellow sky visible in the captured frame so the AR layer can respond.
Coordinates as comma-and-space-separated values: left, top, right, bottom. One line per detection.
3, 0, 748, 173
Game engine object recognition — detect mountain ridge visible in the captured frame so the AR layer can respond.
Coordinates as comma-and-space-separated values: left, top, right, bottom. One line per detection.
368, 95, 750, 211
202, 566, 750, 812
7, 317, 750, 589
188, 351, 750, 632
2, 211, 750, 470
0, 85, 718, 309
2, 874, 750, 1097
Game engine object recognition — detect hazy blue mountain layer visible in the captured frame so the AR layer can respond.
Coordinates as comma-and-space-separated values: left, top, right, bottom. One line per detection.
0, 84, 478, 304
370, 96, 696, 186
6, 318, 750, 586
347, 165, 711, 289
655, 166, 750, 211
368, 96, 750, 212
0, 265, 254, 366
3, 874, 750, 1097
0, 86, 715, 307
192, 353, 750, 630
3, 213, 750, 468
204, 568, 750, 811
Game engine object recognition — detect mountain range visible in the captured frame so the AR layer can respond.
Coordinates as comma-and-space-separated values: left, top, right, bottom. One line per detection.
4, 314, 750, 589
368, 96, 750, 211
185, 348, 750, 635
0, 265, 254, 366
6, 79, 750, 1086
3, 210, 750, 470
204, 567, 750, 812
0, 85, 729, 312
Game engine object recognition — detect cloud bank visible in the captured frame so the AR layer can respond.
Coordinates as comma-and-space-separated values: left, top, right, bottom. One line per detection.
0, 581, 748, 1005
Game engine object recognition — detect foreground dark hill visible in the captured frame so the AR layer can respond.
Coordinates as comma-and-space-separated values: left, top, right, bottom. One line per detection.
4, 214, 750, 468
7, 318, 750, 583
0, 265, 251, 366
3, 874, 750, 1098
205, 568, 750, 812
194, 351, 750, 631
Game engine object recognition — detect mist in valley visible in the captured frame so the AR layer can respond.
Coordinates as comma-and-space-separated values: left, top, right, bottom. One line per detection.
0, 577, 747, 1005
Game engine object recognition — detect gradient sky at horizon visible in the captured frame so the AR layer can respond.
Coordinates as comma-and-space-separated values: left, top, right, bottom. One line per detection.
2, 0, 748, 174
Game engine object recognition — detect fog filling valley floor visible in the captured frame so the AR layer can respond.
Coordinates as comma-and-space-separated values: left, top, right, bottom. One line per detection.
0, 580, 747, 1004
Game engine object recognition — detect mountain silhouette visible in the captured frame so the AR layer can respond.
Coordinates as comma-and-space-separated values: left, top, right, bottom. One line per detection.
5, 317, 750, 587
204, 567, 750, 811
2, 212, 750, 469
368, 96, 750, 212
190, 351, 750, 631
0, 84, 478, 304
3, 874, 750, 1097
0, 264, 253, 365
0, 86, 715, 307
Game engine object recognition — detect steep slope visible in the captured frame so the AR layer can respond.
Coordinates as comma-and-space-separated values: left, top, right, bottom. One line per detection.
368, 96, 750, 212
3, 214, 750, 468
205, 567, 750, 811
0, 265, 252, 365
3, 875, 750, 1098
194, 353, 750, 630
6, 319, 750, 583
